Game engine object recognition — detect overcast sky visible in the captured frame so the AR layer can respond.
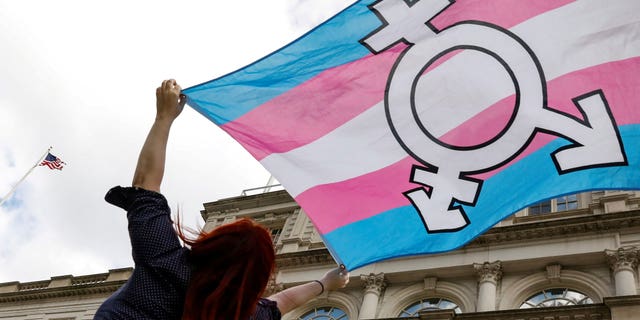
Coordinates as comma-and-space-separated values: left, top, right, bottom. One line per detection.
0, 0, 354, 283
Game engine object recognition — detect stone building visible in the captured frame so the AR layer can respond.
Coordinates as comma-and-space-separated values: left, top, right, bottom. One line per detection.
1, 190, 639, 319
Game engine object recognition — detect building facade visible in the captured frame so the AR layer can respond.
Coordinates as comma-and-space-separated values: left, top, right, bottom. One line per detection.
1, 190, 639, 319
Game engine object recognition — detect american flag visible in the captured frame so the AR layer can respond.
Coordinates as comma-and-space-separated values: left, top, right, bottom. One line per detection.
39, 152, 65, 170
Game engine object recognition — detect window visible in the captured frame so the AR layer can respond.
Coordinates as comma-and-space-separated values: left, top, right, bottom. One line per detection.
529, 200, 551, 215
519, 288, 593, 308
555, 194, 578, 211
298, 306, 348, 320
270, 228, 282, 243
527, 194, 579, 215
398, 298, 461, 317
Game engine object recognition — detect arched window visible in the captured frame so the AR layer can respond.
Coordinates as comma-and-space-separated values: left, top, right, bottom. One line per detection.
519, 288, 594, 308
298, 306, 348, 320
398, 298, 462, 317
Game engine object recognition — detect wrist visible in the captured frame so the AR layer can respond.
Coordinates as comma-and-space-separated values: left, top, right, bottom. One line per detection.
313, 280, 325, 295
154, 116, 175, 126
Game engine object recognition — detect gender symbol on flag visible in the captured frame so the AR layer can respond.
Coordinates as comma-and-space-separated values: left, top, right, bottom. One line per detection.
361, 0, 627, 233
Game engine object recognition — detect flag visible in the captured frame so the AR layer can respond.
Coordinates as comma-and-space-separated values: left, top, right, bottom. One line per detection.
39, 152, 65, 170
183, 0, 640, 270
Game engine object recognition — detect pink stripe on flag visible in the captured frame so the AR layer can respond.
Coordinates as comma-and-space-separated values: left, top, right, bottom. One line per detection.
430, 0, 575, 30
300, 57, 640, 234
221, 47, 402, 160
472, 56, 640, 180
221, 0, 576, 161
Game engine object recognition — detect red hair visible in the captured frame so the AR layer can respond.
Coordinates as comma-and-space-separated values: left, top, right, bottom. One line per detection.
177, 218, 275, 320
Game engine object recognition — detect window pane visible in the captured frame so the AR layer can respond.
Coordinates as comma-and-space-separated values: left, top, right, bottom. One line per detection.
520, 288, 593, 309
403, 303, 421, 315
530, 200, 551, 215
527, 293, 545, 305
555, 194, 578, 212
399, 298, 461, 317
545, 288, 566, 299
298, 307, 347, 320
438, 300, 457, 309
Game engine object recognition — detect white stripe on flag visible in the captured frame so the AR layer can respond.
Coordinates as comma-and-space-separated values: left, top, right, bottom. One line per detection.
262, 0, 640, 197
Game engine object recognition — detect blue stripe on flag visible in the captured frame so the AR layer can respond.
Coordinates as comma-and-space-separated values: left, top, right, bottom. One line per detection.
184, 0, 379, 125
326, 125, 640, 270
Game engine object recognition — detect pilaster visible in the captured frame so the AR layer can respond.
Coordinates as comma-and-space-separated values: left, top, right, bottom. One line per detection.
606, 247, 639, 296
359, 273, 386, 319
473, 261, 502, 312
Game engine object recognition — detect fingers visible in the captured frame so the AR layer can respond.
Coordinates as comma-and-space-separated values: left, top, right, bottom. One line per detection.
160, 79, 180, 93
158, 79, 183, 101
178, 93, 187, 108
156, 79, 185, 120
162, 79, 176, 89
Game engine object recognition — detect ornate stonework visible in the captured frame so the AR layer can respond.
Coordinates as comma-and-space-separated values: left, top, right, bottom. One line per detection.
605, 247, 640, 273
3, 191, 640, 319
546, 264, 562, 282
264, 273, 285, 296
469, 211, 640, 247
424, 277, 437, 292
275, 248, 335, 268
473, 261, 503, 285
0, 268, 131, 304
361, 272, 387, 295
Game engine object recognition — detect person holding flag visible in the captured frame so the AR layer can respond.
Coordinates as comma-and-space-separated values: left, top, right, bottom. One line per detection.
94, 79, 349, 320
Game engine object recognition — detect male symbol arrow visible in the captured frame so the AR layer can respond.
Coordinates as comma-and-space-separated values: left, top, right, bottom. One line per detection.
541, 90, 627, 174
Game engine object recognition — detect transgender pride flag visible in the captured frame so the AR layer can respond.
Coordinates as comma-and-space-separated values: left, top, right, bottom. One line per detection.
184, 0, 640, 270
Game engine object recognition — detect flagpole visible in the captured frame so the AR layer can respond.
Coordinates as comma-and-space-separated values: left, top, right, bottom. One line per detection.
263, 175, 276, 193
0, 146, 51, 208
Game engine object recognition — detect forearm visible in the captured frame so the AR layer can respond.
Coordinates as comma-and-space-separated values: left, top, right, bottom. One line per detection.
132, 118, 174, 192
270, 266, 350, 315
269, 281, 324, 315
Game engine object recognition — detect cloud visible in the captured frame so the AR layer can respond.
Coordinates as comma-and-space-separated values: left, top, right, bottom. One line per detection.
0, 0, 354, 283
286, 0, 355, 30
1, 148, 15, 168
0, 188, 25, 211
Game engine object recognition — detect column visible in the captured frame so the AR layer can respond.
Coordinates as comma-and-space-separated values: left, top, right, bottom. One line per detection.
359, 273, 386, 319
606, 247, 639, 296
473, 261, 502, 312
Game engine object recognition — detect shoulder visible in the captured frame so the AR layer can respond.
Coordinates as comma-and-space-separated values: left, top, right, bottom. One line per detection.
105, 186, 168, 212
253, 298, 282, 320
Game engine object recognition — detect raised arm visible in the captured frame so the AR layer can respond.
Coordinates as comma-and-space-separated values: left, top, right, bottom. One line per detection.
132, 79, 186, 192
269, 265, 350, 315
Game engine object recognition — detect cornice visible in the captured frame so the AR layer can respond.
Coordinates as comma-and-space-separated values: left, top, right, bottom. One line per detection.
468, 210, 640, 247
0, 268, 132, 304
0, 281, 126, 303
429, 303, 611, 320
201, 190, 298, 220
274, 211, 640, 267
603, 295, 640, 307
275, 248, 335, 268
202, 190, 294, 212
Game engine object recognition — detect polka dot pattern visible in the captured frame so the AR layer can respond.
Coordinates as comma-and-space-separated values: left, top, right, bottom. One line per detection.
94, 186, 281, 320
